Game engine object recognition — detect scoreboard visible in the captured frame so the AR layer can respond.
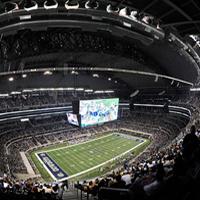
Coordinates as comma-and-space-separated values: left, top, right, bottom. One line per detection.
67, 98, 119, 127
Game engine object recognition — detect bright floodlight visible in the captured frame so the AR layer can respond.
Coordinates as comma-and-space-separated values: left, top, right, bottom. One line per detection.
43, 70, 53, 75
8, 77, 14, 82
44, 0, 58, 9
5, 2, 19, 12
106, 4, 119, 14
85, 0, 99, 9
119, 7, 130, 17
24, 0, 38, 11
65, 0, 79, 9
130, 11, 138, 20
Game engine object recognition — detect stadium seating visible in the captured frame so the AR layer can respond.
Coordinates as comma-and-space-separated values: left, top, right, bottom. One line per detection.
0, 94, 199, 200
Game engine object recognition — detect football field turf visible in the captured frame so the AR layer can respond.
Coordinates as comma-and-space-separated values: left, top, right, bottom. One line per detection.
33, 133, 148, 181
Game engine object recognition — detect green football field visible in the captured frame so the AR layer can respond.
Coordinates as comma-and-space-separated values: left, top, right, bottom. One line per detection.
32, 133, 149, 181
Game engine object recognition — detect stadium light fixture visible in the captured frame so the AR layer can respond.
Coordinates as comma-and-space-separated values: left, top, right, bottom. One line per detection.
8, 77, 14, 82
106, 4, 119, 14
22, 74, 27, 78
43, 70, 53, 75
71, 70, 79, 75
92, 73, 99, 78
24, 0, 38, 11
11, 91, 21, 95
119, 7, 131, 18
22, 89, 32, 92
190, 88, 200, 91
94, 90, 114, 94
85, 0, 99, 9
85, 89, 93, 93
76, 88, 84, 91
44, 0, 58, 9
20, 118, 29, 122
130, 10, 138, 20
0, 94, 9, 97
94, 90, 104, 94
5, 2, 19, 12
105, 90, 114, 93
65, 0, 79, 9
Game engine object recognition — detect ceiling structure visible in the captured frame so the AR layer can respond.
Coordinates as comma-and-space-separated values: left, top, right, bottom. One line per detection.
112, 0, 200, 35
0, 0, 199, 99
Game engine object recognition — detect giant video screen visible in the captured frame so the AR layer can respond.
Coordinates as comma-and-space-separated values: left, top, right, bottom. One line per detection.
66, 113, 79, 126
80, 98, 119, 127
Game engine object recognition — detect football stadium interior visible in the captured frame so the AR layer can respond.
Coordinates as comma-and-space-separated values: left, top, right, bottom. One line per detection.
0, 0, 200, 200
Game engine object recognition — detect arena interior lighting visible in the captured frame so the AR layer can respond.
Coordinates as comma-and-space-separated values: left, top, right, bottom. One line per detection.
10, 91, 22, 95
190, 88, 200, 91
85, 0, 99, 9
44, 0, 58, 9
24, 0, 38, 11
84, 89, 93, 93
5, 2, 19, 12
130, 10, 138, 20
8, 77, 14, 82
43, 70, 53, 75
0, 94, 9, 97
119, 7, 131, 18
75, 88, 84, 91
106, 4, 119, 14
65, 0, 79, 9
20, 118, 30, 122
94, 90, 114, 94
141, 15, 153, 25
92, 74, 99, 78
71, 70, 79, 75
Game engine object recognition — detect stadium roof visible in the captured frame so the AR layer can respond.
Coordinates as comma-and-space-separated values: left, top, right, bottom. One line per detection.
111, 0, 200, 36
0, 0, 199, 98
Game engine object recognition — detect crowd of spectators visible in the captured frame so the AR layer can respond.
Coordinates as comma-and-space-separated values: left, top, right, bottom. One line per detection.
0, 175, 67, 200
76, 125, 200, 200
0, 93, 199, 200
0, 93, 114, 113
0, 110, 188, 177
72, 94, 200, 200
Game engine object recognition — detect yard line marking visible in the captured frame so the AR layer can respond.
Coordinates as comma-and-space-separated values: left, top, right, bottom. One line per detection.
59, 139, 147, 182
34, 133, 148, 182
38, 134, 114, 153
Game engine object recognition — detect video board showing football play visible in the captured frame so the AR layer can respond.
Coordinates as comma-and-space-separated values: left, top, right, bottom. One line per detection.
79, 98, 119, 127
66, 113, 79, 126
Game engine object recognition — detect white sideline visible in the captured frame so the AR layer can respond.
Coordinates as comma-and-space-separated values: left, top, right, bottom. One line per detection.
58, 139, 147, 182
35, 132, 148, 182
35, 153, 58, 181
35, 133, 115, 181
37, 133, 114, 153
